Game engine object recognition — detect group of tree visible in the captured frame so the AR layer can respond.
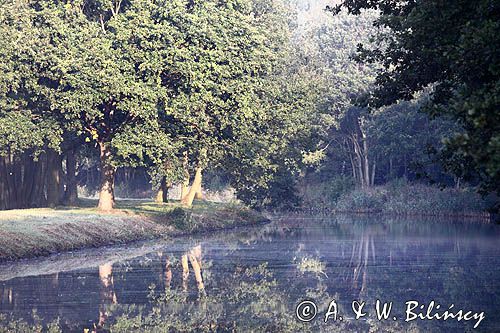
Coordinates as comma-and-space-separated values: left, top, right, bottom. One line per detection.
0, 0, 497, 212
0, 0, 322, 210
291, 0, 498, 212
324, 0, 499, 199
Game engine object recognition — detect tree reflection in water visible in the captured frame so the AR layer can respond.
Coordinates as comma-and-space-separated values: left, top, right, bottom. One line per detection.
0, 217, 499, 332
97, 263, 117, 330
350, 225, 384, 296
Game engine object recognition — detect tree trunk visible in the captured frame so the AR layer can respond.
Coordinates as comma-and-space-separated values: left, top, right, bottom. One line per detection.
180, 153, 190, 201
370, 161, 376, 186
64, 149, 78, 206
181, 166, 202, 207
0, 156, 7, 210
98, 141, 115, 211
351, 136, 365, 188
156, 187, 164, 203
349, 154, 357, 181
22, 154, 37, 208
155, 177, 168, 203
13, 155, 23, 207
46, 150, 62, 207
194, 171, 203, 200
361, 131, 371, 188
33, 153, 47, 207
4, 154, 18, 209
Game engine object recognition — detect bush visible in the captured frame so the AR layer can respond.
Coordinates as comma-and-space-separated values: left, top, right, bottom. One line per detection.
301, 176, 490, 216
300, 176, 355, 211
335, 188, 385, 212
326, 176, 356, 202
384, 183, 488, 215
164, 207, 192, 230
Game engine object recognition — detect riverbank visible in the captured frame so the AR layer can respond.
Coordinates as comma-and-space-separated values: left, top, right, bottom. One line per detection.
301, 181, 496, 220
0, 199, 268, 262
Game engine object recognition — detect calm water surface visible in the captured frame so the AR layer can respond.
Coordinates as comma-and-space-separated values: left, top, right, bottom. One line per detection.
0, 215, 499, 332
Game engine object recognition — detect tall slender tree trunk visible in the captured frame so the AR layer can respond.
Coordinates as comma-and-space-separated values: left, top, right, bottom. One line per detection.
181, 166, 202, 207
13, 155, 23, 206
180, 153, 190, 201
370, 161, 376, 186
98, 141, 115, 211
46, 150, 62, 207
34, 153, 47, 207
22, 154, 37, 208
3, 154, 18, 209
351, 138, 362, 188
349, 154, 357, 181
361, 130, 371, 188
0, 156, 7, 210
64, 149, 78, 206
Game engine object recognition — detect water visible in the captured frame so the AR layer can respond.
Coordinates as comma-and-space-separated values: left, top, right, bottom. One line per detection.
0, 215, 499, 332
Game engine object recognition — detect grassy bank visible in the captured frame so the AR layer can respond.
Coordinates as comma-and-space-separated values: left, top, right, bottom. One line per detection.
0, 199, 268, 262
303, 181, 494, 219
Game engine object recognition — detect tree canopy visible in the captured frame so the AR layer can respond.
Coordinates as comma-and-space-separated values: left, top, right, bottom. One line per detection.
329, 0, 500, 196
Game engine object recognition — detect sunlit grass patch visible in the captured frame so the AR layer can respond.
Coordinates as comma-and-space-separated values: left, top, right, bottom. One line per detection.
0, 199, 267, 262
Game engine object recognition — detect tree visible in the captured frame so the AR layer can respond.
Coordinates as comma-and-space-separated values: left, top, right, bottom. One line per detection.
2, 0, 180, 210
288, 4, 380, 190
154, 0, 301, 207
0, 1, 67, 209
330, 0, 500, 197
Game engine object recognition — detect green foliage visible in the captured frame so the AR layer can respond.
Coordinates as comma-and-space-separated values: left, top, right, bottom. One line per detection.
106, 263, 309, 332
0, 1, 65, 156
327, 176, 356, 201
368, 97, 459, 183
332, 182, 490, 216
384, 183, 491, 216
335, 187, 385, 212
0, 0, 317, 210
220, 3, 380, 208
334, 0, 500, 196
0, 111, 62, 156
0, 313, 61, 333
164, 207, 191, 230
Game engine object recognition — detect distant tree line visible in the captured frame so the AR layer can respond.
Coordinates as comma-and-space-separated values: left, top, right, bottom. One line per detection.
326, 0, 499, 200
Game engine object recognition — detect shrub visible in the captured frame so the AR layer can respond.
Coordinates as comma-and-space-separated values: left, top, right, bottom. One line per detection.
384, 184, 488, 215
335, 188, 385, 212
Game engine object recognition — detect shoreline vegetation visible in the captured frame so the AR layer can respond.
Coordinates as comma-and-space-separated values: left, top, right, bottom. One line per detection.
300, 181, 495, 221
0, 183, 495, 264
0, 199, 269, 263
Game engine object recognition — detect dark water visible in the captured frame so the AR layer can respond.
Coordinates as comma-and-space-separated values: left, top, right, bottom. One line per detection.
0, 215, 499, 332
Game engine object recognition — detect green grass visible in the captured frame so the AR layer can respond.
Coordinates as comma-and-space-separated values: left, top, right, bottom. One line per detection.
0, 199, 268, 262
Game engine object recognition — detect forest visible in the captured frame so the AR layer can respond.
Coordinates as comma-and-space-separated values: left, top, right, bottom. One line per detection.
0, 1, 500, 332
0, 0, 498, 216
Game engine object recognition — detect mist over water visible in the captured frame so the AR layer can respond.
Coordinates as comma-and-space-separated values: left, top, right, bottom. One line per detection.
1, 216, 499, 332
